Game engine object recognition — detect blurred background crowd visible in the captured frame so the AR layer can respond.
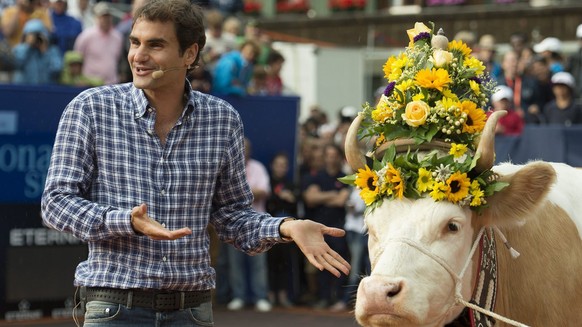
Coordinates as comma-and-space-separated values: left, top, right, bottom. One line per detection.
2, 0, 582, 316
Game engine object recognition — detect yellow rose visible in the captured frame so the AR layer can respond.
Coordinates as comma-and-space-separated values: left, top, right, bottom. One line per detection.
402, 101, 429, 127
406, 22, 432, 46
430, 49, 453, 68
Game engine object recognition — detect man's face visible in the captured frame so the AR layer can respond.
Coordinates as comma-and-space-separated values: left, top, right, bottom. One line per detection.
128, 18, 196, 91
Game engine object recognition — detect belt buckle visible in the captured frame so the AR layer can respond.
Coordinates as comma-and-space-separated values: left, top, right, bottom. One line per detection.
152, 291, 180, 311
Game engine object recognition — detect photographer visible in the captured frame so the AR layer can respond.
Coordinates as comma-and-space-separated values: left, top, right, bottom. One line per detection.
12, 19, 63, 84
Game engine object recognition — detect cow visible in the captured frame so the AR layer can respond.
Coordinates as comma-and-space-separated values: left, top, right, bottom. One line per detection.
344, 110, 582, 326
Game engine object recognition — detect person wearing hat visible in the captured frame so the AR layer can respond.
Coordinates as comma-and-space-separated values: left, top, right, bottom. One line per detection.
533, 36, 565, 75
542, 71, 582, 126
475, 34, 502, 81
566, 23, 582, 105
73, 1, 123, 84
490, 85, 524, 136
60, 50, 103, 87
11, 18, 63, 84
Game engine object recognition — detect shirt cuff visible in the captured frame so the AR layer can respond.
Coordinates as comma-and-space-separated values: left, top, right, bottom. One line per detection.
105, 209, 135, 236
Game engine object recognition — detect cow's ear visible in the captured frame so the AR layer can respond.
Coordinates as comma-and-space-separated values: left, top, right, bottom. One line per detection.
483, 162, 556, 227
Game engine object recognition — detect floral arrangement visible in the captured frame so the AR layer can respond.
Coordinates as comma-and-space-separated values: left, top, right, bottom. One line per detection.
340, 22, 507, 213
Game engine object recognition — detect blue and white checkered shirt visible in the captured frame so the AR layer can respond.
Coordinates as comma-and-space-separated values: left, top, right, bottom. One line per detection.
41, 82, 284, 291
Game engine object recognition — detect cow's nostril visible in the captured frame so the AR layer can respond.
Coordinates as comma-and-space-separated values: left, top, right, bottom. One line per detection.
386, 282, 402, 298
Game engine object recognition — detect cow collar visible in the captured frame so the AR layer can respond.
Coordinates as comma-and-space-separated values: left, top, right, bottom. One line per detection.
467, 228, 497, 327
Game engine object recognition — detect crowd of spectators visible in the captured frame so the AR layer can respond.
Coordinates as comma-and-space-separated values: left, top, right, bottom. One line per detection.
0, 0, 289, 97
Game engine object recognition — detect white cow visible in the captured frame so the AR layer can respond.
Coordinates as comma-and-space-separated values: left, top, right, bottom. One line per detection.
345, 112, 582, 326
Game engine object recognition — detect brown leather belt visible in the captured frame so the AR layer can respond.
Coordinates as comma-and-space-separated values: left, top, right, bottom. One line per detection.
81, 287, 211, 311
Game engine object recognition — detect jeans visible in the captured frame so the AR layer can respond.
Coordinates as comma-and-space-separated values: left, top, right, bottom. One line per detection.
82, 300, 213, 326
226, 245, 269, 302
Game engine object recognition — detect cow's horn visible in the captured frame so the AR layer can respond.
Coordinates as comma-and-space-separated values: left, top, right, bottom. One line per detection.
345, 113, 367, 171
474, 110, 507, 173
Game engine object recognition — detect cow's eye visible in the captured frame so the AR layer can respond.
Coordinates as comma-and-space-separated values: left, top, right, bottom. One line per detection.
447, 222, 460, 232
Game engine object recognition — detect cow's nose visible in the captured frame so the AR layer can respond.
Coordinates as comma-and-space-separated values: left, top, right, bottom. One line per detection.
385, 280, 403, 298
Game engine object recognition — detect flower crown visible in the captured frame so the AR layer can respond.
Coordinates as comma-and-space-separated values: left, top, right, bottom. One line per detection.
340, 22, 508, 213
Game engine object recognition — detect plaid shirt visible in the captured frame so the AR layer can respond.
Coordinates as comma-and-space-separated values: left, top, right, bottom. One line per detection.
41, 82, 283, 291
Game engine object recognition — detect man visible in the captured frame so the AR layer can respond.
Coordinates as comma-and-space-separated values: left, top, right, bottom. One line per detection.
73, 1, 122, 84
49, 0, 82, 56
41, 1, 350, 326
212, 40, 259, 96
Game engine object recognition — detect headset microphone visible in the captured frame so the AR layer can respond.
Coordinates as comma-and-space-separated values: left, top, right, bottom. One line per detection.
151, 67, 183, 79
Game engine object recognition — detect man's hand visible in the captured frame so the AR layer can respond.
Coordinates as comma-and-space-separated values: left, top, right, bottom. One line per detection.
130, 203, 192, 240
280, 219, 350, 278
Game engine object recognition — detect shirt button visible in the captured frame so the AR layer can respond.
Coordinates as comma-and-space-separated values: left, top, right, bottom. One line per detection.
162, 223, 166, 228
148, 108, 153, 113
147, 129, 154, 135
134, 113, 140, 118
162, 256, 167, 262
161, 189, 166, 195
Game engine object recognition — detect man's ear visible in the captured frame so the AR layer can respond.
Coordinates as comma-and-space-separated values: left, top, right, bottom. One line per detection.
186, 43, 199, 66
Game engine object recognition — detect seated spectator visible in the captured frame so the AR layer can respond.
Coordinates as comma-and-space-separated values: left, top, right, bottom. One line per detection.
248, 65, 268, 95
490, 85, 524, 136
12, 19, 63, 84
60, 50, 103, 87
264, 50, 285, 95
542, 72, 582, 126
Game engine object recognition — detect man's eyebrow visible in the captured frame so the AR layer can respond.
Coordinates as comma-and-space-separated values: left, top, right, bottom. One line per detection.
128, 35, 168, 44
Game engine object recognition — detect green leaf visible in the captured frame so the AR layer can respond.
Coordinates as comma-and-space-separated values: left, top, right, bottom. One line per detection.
338, 174, 356, 185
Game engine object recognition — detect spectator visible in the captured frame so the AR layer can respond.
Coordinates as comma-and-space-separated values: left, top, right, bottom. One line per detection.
212, 40, 260, 96
490, 85, 524, 136
222, 15, 241, 47
266, 152, 299, 308
187, 59, 212, 93
73, 1, 123, 84
509, 31, 529, 58
59, 50, 103, 87
302, 143, 350, 309
50, 0, 82, 56
11, 18, 62, 84
202, 9, 236, 72
498, 50, 544, 124
209, 0, 243, 16
68, 0, 95, 29
225, 138, 273, 312
526, 55, 555, 110
264, 50, 285, 95
542, 72, 582, 126
2, 0, 53, 48
248, 65, 268, 95
475, 34, 502, 81
533, 37, 564, 75
566, 23, 582, 104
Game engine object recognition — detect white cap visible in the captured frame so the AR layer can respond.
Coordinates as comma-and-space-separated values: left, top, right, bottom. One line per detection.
577, 24, 582, 38
551, 71, 576, 89
492, 85, 513, 103
533, 37, 562, 53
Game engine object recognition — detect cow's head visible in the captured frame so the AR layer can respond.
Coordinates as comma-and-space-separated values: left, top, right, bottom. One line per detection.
345, 111, 556, 326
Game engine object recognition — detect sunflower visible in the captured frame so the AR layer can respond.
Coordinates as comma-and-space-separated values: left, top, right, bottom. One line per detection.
355, 166, 378, 191
445, 171, 471, 203
430, 181, 447, 201
449, 143, 468, 158
360, 188, 379, 206
416, 168, 434, 192
415, 68, 451, 92
470, 180, 485, 207
464, 56, 486, 76
386, 164, 405, 199
448, 40, 472, 58
460, 100, 487, 134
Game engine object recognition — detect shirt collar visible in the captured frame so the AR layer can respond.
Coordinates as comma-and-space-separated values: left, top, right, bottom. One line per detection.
130, 80, 195, 119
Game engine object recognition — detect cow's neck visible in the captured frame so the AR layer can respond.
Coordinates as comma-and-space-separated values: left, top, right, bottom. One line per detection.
495, 203, 582, 324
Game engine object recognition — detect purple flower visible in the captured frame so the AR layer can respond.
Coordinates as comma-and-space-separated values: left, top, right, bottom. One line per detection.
470, 76, 482, 84
414, 32, 431, 43
384, 82, 395, 96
